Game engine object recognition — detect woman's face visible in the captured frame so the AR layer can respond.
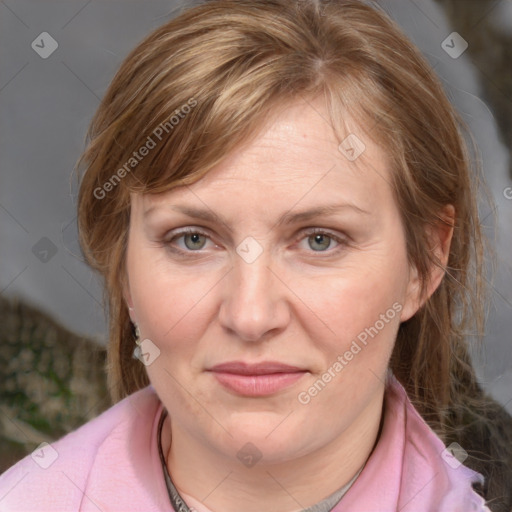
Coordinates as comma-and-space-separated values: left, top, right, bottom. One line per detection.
124, 97, 422, 465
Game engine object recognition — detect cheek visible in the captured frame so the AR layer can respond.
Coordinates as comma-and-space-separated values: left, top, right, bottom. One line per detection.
293, 270, 404, 414
125, 242, 208, 344
126, 249, 217, 414
296, 257, 407, 345
131, 272, 214, 348
307, 285, 401, 381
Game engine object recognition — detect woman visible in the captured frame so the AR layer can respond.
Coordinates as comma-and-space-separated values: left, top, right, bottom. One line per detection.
1, 0, 511, 510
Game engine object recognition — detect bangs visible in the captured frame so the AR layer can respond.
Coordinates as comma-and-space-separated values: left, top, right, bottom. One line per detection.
81, 0, 393, 206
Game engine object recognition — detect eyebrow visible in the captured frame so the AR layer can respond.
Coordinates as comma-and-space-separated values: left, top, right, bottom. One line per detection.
144, 203, 370, 227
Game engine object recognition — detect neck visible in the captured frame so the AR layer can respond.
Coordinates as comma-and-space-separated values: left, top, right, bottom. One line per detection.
164, 389, 385, 512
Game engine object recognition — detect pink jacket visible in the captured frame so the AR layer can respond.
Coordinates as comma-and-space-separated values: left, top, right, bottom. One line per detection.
0, 373, 491, 511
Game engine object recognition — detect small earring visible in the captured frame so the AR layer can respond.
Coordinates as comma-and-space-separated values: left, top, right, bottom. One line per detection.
132, 323, 142, 360
134, 323, 142, 346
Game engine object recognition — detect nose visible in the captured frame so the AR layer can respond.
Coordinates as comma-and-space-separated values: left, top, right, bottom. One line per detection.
218, 250, 290, 343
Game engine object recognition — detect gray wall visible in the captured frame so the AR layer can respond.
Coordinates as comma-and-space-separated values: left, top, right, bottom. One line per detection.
1, 0, 511, 411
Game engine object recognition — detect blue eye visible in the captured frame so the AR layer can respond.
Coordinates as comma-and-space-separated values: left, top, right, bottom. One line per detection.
167, 229, 212, 252
307, 233, 333, 251
182, 232, 208, 250
299, 229, 346, 254
164, 227, 347, 257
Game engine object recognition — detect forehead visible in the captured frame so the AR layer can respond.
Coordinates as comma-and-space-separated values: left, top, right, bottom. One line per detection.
136, 98, 393, 216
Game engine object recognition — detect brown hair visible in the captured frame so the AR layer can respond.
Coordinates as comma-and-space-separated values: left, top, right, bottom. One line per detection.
76, 0, 512, 508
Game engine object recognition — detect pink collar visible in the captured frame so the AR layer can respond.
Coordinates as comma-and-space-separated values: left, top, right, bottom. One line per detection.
0, 373, 489, 511
331, 372, 488, 511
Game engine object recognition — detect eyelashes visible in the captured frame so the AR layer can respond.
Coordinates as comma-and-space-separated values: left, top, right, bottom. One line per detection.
162, 227, 349, 258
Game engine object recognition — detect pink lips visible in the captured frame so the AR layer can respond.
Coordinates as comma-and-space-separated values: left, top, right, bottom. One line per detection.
208, 361, 307, 396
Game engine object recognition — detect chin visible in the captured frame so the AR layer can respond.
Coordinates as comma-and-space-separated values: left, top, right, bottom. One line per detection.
218, 417, 311, 461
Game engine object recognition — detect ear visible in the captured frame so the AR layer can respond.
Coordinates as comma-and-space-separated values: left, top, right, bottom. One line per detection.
121, 273, 137, 323
400, 204, 455, 322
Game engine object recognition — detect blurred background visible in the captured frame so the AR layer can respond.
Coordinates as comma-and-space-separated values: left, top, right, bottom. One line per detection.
1, 0, 511, 472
